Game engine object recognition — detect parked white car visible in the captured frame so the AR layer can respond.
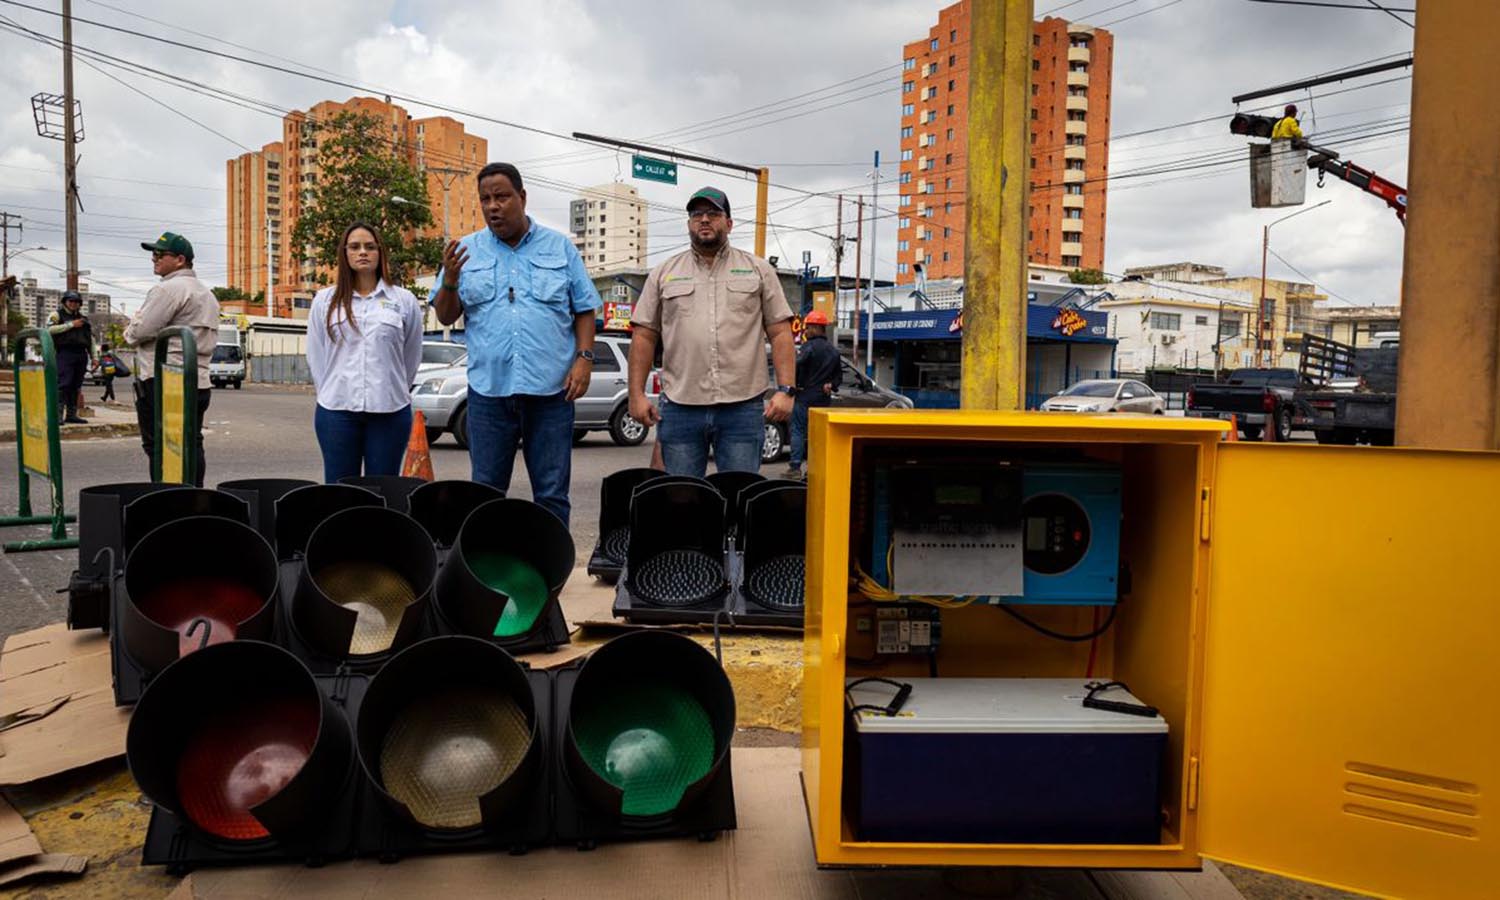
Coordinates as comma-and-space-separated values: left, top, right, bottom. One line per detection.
1041, 379, 1166, 414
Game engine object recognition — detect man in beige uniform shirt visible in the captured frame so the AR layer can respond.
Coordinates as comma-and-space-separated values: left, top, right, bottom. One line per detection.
125, 232, 219, 486
628, 187, 796, 477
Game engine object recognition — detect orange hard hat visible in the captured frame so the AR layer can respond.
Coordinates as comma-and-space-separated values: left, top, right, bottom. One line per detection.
804, 310, 830, 325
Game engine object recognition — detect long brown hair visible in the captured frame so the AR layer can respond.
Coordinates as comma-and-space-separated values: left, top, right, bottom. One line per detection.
326, 221, 390, 341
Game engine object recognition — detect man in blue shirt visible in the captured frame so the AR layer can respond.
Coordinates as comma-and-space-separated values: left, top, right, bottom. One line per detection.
433, 162, 601, 526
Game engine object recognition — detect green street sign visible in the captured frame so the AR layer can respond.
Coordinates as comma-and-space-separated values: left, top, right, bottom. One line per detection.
632, 155, 678, 185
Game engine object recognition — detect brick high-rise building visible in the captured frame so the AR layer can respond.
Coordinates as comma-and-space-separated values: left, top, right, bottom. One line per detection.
228, 96, 487, 318
895, 3, 1113, 284
225, 141, 283, 313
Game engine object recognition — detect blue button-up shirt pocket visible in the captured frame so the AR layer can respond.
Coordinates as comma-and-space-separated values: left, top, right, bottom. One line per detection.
660, 280, 697, 322
459, 260, 499, 312
529, 254, 571, 309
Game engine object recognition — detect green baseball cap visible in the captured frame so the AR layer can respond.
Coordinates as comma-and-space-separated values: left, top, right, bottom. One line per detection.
687, 187, 731, 217
141, 232, 194, 258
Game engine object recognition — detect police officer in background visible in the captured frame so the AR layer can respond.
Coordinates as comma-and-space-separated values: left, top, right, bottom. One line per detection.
47, 290, 93, 424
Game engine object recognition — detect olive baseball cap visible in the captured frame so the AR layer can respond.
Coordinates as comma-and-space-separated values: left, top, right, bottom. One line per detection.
141, 232, 194, 258
687, 187, 731, 217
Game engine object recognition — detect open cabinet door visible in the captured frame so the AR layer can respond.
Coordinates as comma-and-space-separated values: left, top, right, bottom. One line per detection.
1199, 444, 1497, 899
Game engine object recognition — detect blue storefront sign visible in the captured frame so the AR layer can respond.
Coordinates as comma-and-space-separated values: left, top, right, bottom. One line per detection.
856, 305, 1111, 343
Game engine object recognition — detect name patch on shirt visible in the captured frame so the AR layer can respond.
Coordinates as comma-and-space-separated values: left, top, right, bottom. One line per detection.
665, 275, 694, 283
380, 299, 401, 312
729, 268, 755, 275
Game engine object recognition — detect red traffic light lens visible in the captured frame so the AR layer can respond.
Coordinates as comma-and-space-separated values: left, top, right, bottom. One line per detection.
175, 695, 319, 840
138, 576, 267, 656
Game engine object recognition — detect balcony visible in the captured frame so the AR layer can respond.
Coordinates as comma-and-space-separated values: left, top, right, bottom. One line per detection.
1065, 119, 1088, 136
1064, 145, 1087, 161
1063, 169, 1086, 183
1068, 46, 1091, 63
1066, 95, 1088, 112
1062, 194, 1086, 209
1067, 70, 1089, 87
1060, 240, 1084, 257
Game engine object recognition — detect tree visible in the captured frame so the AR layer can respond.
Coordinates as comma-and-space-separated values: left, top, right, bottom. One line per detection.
289, 111, 444, 290
1067, 268, 1108, 285
101, 321, 126, 349
212, 286, 249, 303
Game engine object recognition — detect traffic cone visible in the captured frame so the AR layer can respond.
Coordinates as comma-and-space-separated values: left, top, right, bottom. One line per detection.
1226, 413, 1239, 442
402, 410, 436, 481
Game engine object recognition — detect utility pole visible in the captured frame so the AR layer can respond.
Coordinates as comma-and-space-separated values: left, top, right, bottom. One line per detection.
425, 165, 468, 243
0, 213, 20, 280
866, 151, 879, 376
571, 132, 771, 259
62, 0, 79, 292
833, 195, 844, 346
264, 213, 274, 310
960, 0, 1031, 410
853, 196, 864, 345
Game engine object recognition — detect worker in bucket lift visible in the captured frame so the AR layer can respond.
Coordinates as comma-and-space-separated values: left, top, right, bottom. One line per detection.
1271, 104, 1304, 144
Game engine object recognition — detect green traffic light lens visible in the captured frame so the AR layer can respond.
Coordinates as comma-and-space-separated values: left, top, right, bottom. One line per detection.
468, 552, 546, 637
573, 682, 715, 817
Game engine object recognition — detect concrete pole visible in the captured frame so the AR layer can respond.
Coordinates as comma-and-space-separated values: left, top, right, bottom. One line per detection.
853, 196, 864, 343
866, 151, 879, 375
1396, 3, 1500, 449
960, 0, 1031, 410
833, 195, 843, 344
62, 0, 79, 292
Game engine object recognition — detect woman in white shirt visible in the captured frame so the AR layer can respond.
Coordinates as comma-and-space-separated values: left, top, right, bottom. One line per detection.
305, 222, 424, 483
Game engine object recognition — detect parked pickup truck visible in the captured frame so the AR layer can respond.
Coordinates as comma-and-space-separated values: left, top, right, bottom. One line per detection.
1294, 333, 1398, 446
1187, 367, 1305, 441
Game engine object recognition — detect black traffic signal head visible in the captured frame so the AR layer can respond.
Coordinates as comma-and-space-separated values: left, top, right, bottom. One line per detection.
338, 474, 427, 514
217, 478, 317, 543
434, 498, 573, 652
1229, 113, 1278, 138
292, 506, 437, 663
407, 479, 506, 549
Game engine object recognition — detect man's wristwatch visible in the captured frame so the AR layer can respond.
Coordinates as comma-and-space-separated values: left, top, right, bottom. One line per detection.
576, 349, 596, 363
775, 384, 796, 396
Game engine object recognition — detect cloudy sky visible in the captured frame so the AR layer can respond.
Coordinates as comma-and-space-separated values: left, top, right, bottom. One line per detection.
0, 0, 1414, 314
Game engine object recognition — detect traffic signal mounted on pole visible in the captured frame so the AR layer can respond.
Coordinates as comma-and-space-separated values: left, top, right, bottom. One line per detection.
1229, 113, 1279, 139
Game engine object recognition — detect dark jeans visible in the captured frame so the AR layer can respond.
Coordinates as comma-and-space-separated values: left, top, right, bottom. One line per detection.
789, 399, 825, 470
467, 390, 574, 527
313, 404, 414, 484
134, 379, 212, 487
101, 375, 116, 402
658, 395, 764, 478
56, 347, 87, 415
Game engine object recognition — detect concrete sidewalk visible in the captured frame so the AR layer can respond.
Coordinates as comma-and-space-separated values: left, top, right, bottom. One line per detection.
0, 397, 139, 443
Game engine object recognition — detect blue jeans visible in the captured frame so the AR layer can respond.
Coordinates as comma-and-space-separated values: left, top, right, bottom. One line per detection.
789, 399, 816, 470
658, 396, 764, 479
314, 404, 413, 484
466, 390, 574, 527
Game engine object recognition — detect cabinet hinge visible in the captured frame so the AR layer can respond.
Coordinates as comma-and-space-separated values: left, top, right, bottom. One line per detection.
1199, 487, 1211, 542
1188, 755, 1201, 811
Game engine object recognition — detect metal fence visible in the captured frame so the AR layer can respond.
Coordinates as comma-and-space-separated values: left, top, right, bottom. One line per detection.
247, 336, 311, 385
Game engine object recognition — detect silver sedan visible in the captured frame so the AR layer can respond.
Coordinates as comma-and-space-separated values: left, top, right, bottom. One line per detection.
1040, 379, 1166, 414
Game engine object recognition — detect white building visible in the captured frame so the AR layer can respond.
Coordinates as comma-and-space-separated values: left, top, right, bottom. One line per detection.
569, 183, 647, 275
1096, 280, 1256, 373
12, 276, 112, 330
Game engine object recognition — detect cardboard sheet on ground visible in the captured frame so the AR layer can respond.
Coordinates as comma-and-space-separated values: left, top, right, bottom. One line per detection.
0, 795, 86, 886
166, 748, 1244, 900
0, 625, 128, 786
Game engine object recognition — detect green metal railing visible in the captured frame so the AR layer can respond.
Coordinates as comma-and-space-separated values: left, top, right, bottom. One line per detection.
2, 327, 78, 551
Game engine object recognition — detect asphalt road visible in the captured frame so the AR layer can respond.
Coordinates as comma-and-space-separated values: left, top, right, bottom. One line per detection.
0, 383, 655, 640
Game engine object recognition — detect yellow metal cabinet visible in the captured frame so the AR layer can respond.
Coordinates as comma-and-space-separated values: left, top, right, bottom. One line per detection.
800, 410, 1496, 900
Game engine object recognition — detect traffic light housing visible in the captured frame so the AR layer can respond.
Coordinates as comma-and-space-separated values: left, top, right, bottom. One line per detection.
1229, 112, 1278, 138
587, 467, 663, 581
615, 479, 730, 623
730, 482, 808, 626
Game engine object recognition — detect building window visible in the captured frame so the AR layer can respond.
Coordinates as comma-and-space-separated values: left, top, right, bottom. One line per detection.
1062, 255, 1081, 267
900, 172, 912, 184
600, 214, 606, 222
1032, 59, 1040, 70
904, 57, 915, 70
1067, 135, 1086, 146
898, 262, 910, 274
945, 201, 952, 213
930, 38, 939, 50
903, 80, 914, 93
949, 29, 955, 41
925, 62, 938, 76
901, 125, 913, 138
923, 228, 933, 240
900, 194, 912, 207
898, 240, 910, 251
1068, 110, 1087, 122
1071, 62, 1088, 72
924, 159, 935, 171
948, 79, 955, 91
924, 110, 937, 123
942, 251, 950, 261
924, 183, 935, 194
1149, 312, 1182, 331
903, 103, 915, 116
946, 104, 954, 116
901, 149, 913, 161
1195, 315, 1209, 326
1066, 160, 1085, 171
1033, 34, 1041, 46
1031, 109, 1039, 120
944, 177, 952, 189
1068, 86, 1087, 97
943, 227, 951, 237
924, 86, 937, 99
1065, 184, 1084, 195
1220, 315, 1242, 338
1065, 208, 1083, 219
899, 217, 910, 228
1032, 84, 1039, 96
945, 153, 953, 164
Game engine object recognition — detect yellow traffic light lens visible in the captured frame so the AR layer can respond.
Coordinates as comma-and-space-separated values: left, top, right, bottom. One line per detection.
379, 686, 532, 830
314, 561, 416, 654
